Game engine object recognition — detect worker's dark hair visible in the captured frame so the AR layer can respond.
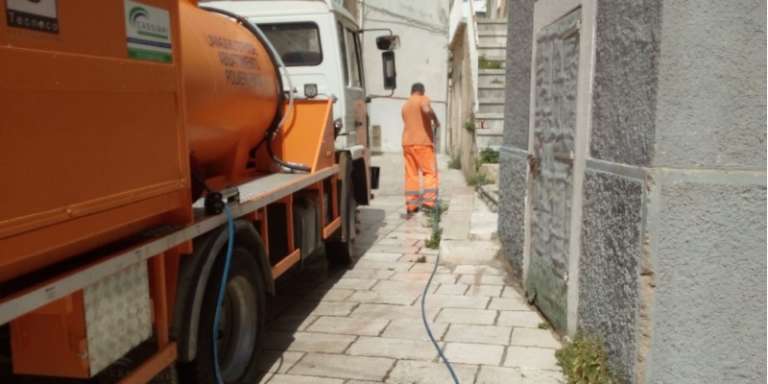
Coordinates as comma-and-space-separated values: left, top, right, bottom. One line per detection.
411, 82, 425, 95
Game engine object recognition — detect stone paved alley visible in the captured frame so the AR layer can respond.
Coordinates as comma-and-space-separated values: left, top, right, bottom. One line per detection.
256, 154, 565, 384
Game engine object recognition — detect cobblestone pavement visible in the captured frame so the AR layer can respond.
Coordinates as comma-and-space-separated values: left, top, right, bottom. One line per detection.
258, 154, 565, 384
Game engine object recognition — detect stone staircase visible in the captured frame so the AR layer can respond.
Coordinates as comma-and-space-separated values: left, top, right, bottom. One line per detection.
475, 19, 507, 150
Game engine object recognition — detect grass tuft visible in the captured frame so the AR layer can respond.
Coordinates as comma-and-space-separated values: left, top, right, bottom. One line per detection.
479, 56, 504, 70
448, 154, 462, 170
556, 333, 617, 384
424, 228, 442, 249
478, 148, 500, 164
467, 173, 491, 187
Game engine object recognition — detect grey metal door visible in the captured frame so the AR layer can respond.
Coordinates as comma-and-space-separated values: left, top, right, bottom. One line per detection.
527, 8, 581, 331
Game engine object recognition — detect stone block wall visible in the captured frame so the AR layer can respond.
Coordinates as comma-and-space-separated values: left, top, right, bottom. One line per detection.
499, 0, 766, 382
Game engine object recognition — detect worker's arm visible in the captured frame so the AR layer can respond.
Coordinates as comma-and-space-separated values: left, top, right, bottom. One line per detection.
420, 98, 440, 129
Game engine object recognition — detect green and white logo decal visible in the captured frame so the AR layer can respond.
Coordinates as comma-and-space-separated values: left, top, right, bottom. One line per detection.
124, 0, 172, 63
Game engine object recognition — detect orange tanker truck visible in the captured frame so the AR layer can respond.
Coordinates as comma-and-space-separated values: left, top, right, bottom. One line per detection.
0, 1, 397, 382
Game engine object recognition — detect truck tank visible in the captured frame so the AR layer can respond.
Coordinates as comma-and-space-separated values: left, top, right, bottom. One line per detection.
180, 2, 282, 191
0, 1, 281, 284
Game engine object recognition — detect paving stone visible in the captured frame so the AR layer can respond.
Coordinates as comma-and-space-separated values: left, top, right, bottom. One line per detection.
385, 231, 429, 240
454, 265, 504, 275
504, 346, 560, 370
331, 277, 378, 290
285, 301, 358, 317
367, 244, 421, 254
475, 366, 525, 384
263, 331, 355, 353
400, 253, 438, 263
390, 271, 457, 284
520, 369, 566, 383
354, 260, 412, 272
509, 328, 562, 349
256, 350, 304, 375
434, 283, 469, 295
307, 316, 389, 336
385, 360, 478, 384
444, 342, 505, 365
497, 311, 543, 328
488, 297, 529, 311
269, 315, 318, 332
360, 251, 403, 262
469, 211, 499, 241
444, 324, 512, 345
348, 291, 416, 305
350, 303, 421, 320
305, 288, 355, 302
409, 262, 452, 274
466, 285, 504, 297
417, 247, 439, 255
348, 336, 438, 360
458, 274, 507, 286
265, 374, 344, 384
289, 353, 394, 381
372, 279, 432, 295
502, 286, 526, 300
436, 308, 497, 325
342, 268, 397, 280
423, 294, 490, 310
381, 318, 449, 341
441, 213, 471, 240
373, 237, 418, 246
439, 239, 499, 265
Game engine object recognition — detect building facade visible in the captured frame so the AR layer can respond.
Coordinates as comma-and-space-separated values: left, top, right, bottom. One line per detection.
360, 0, 450, 153
498, 0, 766, 383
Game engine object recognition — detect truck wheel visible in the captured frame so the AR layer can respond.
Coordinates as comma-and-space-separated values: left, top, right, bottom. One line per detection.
179, 246, 265, 384
326, 181, 358, 266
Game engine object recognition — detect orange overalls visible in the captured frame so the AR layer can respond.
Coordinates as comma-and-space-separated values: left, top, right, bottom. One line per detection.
401, 94, 438, 213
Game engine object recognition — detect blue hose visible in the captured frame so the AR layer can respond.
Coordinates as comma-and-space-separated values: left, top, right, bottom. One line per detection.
213, 205, 235, 384
420, 249, 460, 384
420, 147, 460, 383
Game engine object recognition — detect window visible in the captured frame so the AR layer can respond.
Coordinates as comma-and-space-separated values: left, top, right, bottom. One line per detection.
346, 29, 363, 87
259, 22, 323, 66
337, 22, 349, 84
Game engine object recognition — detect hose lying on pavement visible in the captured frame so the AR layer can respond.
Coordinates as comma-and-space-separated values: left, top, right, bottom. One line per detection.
420, 146, 460, 383
420, 251, 461, 383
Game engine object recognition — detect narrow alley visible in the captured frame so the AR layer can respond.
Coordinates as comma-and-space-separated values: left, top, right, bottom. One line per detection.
256, 154, 565, 384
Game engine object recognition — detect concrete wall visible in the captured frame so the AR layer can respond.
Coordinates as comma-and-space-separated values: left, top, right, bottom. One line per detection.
446, 30, 479, 180
645, 172, 765, 384
497, 0, 533, 280
500, 0, 766, 382
361, 0, 449, 153
653, 0, 766, 169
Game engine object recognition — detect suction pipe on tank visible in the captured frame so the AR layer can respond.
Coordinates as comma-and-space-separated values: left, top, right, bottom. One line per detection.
199, 5, 310, 173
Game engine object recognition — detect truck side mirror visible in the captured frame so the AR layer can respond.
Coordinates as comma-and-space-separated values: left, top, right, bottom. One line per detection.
382, 51, 396, 90
376, 35, 400, 51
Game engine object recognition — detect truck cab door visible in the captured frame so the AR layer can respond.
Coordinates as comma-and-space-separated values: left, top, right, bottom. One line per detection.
337, 22, 368, 148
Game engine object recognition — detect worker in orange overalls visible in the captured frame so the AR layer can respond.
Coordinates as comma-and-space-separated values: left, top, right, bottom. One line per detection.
401, 82, 440, 215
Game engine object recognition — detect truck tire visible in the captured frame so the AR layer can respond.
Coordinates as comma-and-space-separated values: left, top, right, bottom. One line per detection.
178, 246, 265, 384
